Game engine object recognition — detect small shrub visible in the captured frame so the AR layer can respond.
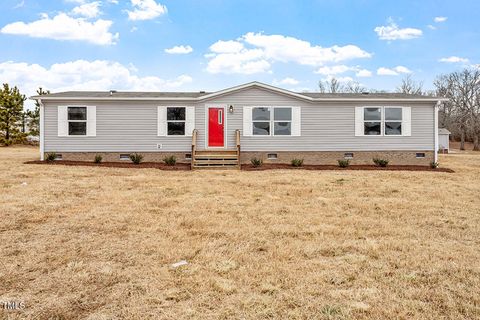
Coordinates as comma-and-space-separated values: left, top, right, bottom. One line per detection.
338, 159, 350, 168
291, 158, 304, 167
163, 155, 177, 166
45, 152, 57, 162
373, 158, 389, 167
250, 157, 263, 167
94, 154, 102, 164
430, 161, 439, 169
129, 153, 143, 164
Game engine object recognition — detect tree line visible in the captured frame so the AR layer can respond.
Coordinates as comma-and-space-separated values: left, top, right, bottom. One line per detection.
0, 85, 48, 146
319, 68, 480, 151
1, 69, 480, 149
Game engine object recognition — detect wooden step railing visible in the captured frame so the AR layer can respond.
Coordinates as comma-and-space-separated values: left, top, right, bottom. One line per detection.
235, 129, 241, 168
191, 129, 198, 170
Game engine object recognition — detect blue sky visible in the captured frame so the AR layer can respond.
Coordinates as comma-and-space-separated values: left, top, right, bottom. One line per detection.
0, 0, 479, 104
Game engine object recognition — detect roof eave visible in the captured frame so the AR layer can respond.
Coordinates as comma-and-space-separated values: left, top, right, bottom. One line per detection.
30, 96, 448, 103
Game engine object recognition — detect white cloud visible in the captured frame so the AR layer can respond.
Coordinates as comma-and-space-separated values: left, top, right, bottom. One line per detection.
377, 67, 398, 76
72, 1, 101, 18
127, 0, 167, 21
356, 69, 372, 77
315, 65, 352, 75
434, 16, 447, 23
394, 66, 412, 74
315, 65, 372, 78
209, 40, 244, 53
165, 45, 193, 54
377, 66, 412, 76
374, 21, 422, 40
0, 60, 193, 107
427, 25, 436, 30
0, 13, 118, 45
206, 32, 371, 74
439, 56, 469, 63
273, 77, 300, 86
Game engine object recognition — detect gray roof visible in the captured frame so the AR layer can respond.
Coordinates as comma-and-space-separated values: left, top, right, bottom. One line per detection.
30, 81, 445, 102
32, 91, 440, 100
33, 91, 211, 99
438, 128, 451, 135
299, 92, 434, 100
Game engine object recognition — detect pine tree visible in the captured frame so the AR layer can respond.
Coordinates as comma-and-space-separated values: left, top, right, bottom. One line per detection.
26, 87, 50, 136
0, 83, 26, 145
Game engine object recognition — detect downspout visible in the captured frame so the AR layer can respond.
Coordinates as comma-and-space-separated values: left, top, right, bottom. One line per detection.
434, 101, 440, 163
39, 99, 45, 161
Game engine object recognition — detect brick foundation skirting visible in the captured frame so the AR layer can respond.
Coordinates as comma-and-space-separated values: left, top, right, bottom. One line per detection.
45, 152, 192, 163
240, 151, 434, 165
44, 150, 434, 165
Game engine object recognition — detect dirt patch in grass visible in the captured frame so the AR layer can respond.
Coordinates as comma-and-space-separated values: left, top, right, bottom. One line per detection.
26, 160, 454, 173
1, 146, 479, 319
242, 163, 454, 173
25, 160, 191, 170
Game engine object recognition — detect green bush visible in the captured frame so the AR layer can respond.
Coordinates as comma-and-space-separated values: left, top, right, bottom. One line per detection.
163, 155, 177, 166
430, 161, 439, 169
129, 153, 143, 164
250, 157, 263, 167
291, 158, 304, 167
338, 159, 350, 168
94, 154, 102, 164
373, 158, 389, 167
45, 152, 57, 162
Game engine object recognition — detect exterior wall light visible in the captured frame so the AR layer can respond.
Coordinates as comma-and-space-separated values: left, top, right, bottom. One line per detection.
229, 105, 234, 113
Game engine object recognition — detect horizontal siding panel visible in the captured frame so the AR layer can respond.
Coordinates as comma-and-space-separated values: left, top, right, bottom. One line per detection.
43, 88, 435, 153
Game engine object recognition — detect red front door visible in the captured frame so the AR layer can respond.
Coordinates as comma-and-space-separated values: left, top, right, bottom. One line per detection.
208, 108, 224, 147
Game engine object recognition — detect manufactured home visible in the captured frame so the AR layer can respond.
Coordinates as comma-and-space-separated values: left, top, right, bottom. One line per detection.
31, 82, 445, 168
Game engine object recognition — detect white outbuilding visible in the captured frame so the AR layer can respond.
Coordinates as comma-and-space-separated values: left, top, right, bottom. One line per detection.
438, 128, 451, 153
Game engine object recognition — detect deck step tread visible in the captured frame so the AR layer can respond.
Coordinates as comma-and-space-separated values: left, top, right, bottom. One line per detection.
192, 150, 240, 170
195, 156, 238, 160
194, 160, 239, 165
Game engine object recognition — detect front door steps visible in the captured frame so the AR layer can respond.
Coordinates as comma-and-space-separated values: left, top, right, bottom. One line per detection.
192, 150, 240, 170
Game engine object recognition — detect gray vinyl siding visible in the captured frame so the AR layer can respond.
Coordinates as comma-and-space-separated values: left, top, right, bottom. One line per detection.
203, 88, 435, 151
44, 101, 193, 152
43, 87, 435, 153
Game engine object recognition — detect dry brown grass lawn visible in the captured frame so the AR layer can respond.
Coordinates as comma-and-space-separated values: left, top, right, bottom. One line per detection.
1, 146, 479, 319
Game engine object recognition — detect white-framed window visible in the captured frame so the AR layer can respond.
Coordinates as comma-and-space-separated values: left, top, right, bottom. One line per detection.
363, 107, 382, 136
158, 106, 195, 137
58, 105, 96, 137
273, 107, 292, 135
252, 107, 271, 135
356, 106, 410, 137
384, 107, 402, 136
167, 107, 186, 136
67, 106, 87, 136
252, 107, 293, 136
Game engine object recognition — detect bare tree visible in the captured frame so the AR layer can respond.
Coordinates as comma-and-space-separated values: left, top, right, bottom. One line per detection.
319, 78, 342, 93
319, 78, 367, 93
435, 69, 480, 150
343, 80, 367, 93
396, 75, 424, 95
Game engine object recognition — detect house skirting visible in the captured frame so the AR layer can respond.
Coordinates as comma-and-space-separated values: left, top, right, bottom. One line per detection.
43, 150, 434, 165
240, 151, 434, 165
45, 152, 192, 163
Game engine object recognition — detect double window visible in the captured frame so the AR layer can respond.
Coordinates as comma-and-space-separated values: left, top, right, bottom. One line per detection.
68, 107, 87, 135
363, 107, 402, 136
167, 107, 186, 135
252, 107, 292, 136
